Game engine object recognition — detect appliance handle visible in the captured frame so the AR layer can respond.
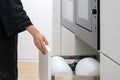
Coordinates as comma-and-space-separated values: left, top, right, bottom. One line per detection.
69, 0, 76, 1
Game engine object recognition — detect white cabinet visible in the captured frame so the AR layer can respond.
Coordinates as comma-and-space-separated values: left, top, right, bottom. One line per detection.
100, 0, 120, 63
61, 26, 98, 56
39, 52, 51, 80
100, 0, 120, 80
100, 54, 120, 80
61, 26, 75, 55
53, 0, 61, 55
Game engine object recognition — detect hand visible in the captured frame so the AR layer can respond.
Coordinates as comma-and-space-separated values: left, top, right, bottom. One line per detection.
33, 32, 48, 54
26, 25, 48, 55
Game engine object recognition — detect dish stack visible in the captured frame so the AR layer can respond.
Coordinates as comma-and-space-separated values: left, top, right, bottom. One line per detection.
51, 56, 100, 80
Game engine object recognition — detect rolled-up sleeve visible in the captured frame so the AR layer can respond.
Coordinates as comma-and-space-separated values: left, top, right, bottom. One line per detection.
0, 0, 33, 37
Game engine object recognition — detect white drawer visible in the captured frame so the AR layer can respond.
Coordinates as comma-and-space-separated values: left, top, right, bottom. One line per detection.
100, 53, 120, 80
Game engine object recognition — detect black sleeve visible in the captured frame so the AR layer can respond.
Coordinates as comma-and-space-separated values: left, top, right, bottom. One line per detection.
0, 0, 33, 37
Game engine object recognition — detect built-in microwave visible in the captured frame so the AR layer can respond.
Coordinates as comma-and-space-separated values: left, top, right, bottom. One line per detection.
61, 0, 100, 50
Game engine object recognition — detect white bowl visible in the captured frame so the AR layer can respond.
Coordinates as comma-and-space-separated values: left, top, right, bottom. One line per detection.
75, 57, 100, 76
51, 56, 72, 76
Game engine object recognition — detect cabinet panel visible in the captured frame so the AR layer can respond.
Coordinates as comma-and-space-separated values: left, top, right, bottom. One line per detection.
61, 26, 99, 56
74, 36, 98, 55
100, 0, 120, 63
61, 26, 75, 55
53, 0, 61, 55
100, 53, 120, 80
39, 52, 51, 80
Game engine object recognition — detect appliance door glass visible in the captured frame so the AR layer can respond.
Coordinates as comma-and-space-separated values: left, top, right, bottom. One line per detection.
76, 0, 92, 31
61, 0, 75, 32
62, 0, 74, 23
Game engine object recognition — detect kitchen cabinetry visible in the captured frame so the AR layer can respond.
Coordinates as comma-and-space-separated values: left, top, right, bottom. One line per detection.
39, 27, 97, 80
39, 0, 99, 79
100, 54, 120, 80
53, 0, 75, 56
40, 0, 120, 80
61, 0, 100, 50
100, 0, 120, 63
39, 52, 51, 80
53, 0, 98, 56
61, 26, 75, 55
100, 0, 120, 80
61, 26, 98, 56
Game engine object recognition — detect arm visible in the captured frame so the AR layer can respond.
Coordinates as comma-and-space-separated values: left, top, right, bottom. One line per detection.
0, 0, 48, 54
26, 25, 48, 55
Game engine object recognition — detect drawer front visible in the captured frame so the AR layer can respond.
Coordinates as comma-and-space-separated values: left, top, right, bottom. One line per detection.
100, 0, 120, 63
52, 75, 97, 80
100, 53, 120, 80
39, 52, 51, 80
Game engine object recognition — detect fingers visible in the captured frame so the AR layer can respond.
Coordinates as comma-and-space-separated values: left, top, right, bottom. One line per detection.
43, 36, 49, 45
33, 33, 48, 55
40, 41, 46, 55
35, 39, 46, 55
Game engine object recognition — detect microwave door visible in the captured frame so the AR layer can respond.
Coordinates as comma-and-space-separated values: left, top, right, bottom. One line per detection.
76, 0, 92, 32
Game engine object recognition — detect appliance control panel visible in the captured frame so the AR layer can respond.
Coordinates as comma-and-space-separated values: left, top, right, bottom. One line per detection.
92, 0, 98, 32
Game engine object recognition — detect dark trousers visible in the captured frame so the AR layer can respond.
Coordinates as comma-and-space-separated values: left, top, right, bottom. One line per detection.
0, 23, 18, 80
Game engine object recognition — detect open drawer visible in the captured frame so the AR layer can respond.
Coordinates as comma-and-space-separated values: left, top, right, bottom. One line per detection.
52, 75, 98, 80
39, 52, 99, 80
39, 52, 51, 80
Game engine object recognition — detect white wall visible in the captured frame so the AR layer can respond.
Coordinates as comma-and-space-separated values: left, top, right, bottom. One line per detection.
18, 0, 53, 62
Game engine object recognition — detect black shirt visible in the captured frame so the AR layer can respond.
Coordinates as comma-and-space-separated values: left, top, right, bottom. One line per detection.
0, 0, 32, 37
0, 0, 33, 79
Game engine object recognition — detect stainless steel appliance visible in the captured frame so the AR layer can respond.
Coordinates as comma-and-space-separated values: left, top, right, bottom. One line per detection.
61, 0, 100, 50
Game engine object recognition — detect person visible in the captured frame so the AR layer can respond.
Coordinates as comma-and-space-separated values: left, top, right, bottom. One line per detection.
0, 0, 48, 80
